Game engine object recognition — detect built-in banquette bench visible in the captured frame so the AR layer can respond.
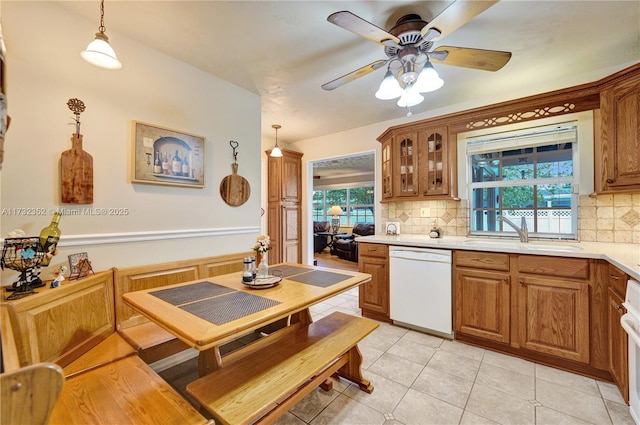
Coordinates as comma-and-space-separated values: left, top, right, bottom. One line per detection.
1, 252, 251, 425
1, 252, 378, 425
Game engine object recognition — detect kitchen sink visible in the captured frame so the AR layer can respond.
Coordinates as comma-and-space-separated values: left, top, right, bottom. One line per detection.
462, 239, 582, 252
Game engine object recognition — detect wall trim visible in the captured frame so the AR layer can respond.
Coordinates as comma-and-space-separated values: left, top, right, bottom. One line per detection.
0, 226, 261, 248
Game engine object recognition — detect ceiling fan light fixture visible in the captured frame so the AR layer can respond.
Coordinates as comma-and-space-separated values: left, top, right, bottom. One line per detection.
270, 124, 283, 157
396, 86, 424, 108
375, 68, 403, 100
414, 61, 443, 93
81, 0, 122, 70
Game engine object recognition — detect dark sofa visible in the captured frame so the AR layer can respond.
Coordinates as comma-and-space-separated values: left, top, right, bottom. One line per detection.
333, 223, 375, 262
313, 221, 330, 253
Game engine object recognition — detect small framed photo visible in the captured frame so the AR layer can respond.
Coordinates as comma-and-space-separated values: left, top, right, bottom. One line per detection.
68, 252, 88, 275
131, 121, 205, 188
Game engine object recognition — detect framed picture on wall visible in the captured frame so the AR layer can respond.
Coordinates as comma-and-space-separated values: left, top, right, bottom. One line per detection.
131, 121, 205, 188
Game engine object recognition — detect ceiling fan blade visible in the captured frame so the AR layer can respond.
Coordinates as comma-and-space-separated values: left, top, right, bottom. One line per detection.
421, 0, 499, 41
321, 60, 388, 91
431, 46, 511, 71
328, 11, 401, 48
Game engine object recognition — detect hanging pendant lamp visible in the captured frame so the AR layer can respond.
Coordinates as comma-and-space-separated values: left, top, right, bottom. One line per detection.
270, 124, 283, 157
81, 0, 122, 69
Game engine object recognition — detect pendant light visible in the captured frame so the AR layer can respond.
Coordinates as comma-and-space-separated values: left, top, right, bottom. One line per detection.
270, 124, 283, 157
81, 0, 122, 70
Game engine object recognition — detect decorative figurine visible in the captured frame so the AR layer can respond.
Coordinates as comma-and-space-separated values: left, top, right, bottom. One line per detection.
50, 266, 67, 288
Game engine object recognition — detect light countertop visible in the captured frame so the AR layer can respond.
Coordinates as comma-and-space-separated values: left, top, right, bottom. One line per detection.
357, 234, 640, 281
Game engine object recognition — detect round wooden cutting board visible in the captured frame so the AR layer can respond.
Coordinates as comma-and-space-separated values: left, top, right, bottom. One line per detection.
220, 163, 250, 206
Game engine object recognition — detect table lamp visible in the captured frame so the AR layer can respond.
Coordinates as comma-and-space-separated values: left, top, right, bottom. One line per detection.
327, 206, 344, 233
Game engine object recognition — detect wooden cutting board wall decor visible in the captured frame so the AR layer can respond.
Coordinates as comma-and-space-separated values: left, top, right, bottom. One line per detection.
61, 98, 93, 204
220, 140, 250, 206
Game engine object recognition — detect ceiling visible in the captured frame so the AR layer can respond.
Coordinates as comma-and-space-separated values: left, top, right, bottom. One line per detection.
313, 152, 375, 179
53, 1, 639, 146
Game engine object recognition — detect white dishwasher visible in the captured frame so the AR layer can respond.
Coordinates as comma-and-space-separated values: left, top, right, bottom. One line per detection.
389, 247, 453, 338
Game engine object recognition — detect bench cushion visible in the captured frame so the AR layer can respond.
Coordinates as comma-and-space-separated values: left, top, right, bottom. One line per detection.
187, 312, 378, 425
50, 355, 209, 425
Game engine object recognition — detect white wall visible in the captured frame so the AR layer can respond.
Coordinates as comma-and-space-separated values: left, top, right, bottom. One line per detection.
1, 1, 261, 281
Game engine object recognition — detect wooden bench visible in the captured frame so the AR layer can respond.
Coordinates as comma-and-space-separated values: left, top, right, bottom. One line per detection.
62, 332, 137, 378
186, 312, 379, 425
49, 355, 211, 425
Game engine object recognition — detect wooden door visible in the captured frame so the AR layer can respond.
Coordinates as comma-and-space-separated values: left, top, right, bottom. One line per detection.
358, 254, 389, 322
282, 153, 302, 202
516, 275, 590, 363
454, 268, 510, 343
267, 202, 281, 264
381, 138, 393, 199
393, 133, 418, 197
282, 204, 300, 263
608, 288, 629, 403
598, 76, 640, 192
419, 127, 449, 196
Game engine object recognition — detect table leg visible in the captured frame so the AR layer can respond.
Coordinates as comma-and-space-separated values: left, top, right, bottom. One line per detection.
290, 308, 313, 326
198, 346, 222, 377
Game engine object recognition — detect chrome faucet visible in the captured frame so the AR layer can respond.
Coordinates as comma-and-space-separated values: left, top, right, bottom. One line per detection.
497, 216, 529, 242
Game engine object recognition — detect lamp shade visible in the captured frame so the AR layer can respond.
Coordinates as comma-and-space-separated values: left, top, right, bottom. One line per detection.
375, 69, 404, 100
81, 32, 122, 70
327, 205, 344, 217
396, 87, 424, 108
414, 63, 443, 93
270, 146, 283, 157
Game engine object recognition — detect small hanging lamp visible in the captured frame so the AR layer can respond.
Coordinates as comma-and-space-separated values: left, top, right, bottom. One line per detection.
81, 0, 122, 69
270, 124, 283, 157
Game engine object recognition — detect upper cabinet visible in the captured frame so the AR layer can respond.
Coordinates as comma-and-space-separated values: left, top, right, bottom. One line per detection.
596, 70, 640, 193
378, 124, 457, 201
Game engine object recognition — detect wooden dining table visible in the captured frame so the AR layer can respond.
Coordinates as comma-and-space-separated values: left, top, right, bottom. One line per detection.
122, 262, 371, 377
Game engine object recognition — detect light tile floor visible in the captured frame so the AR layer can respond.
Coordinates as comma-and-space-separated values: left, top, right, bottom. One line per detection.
274, 287, 636, 425
160, 287, 635, 425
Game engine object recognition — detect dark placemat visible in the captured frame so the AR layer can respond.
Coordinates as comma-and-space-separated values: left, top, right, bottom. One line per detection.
180, 291, 281, 325
150, 281, 234, 306
268, 264, 311, 278
286, 270, 352, 288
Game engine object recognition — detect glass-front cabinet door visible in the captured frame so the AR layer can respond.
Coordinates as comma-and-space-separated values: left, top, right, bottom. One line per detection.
420, 127, 448, 196
381, 138, 393, 199
394, 133, 418, 197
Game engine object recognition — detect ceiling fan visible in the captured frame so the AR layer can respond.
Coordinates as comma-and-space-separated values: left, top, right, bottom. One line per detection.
321, 0, 512, 104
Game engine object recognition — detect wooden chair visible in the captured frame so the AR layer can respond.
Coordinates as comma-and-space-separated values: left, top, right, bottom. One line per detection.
1, 362, 64, 425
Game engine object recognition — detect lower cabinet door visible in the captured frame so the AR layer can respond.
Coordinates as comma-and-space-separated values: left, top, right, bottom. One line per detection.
454, 268, 510, 344
516, 275, 590, 363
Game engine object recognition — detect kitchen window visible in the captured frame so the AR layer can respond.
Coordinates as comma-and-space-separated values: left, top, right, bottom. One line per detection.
313, 187, 374, 226
467, 123, 578, 239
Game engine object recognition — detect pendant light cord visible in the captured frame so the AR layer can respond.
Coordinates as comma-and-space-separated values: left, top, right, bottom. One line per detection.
98, 0, 106, 34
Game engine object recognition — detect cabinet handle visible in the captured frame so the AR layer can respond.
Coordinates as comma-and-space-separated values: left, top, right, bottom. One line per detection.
606, 179, 614, 184
616, 305, 625, 312
609, 274, 620, 280
519, 279, 525, 285
503, 277, 509, 282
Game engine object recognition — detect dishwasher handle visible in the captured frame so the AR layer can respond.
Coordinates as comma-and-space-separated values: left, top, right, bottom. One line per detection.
389, 248, 451, 263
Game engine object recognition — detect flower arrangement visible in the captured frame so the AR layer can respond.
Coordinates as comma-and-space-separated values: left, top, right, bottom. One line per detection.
253, 234, 271, 254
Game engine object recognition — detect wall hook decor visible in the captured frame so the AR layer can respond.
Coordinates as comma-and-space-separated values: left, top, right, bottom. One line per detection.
220, 140, 250, 207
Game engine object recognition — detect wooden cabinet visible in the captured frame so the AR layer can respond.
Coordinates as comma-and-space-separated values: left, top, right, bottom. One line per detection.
377, 124, 457, 201
454, 252, 591, 364
607, 264, 629, 403
357, 243, 390, 322
516, 256, 590, 363
454, 251, 510, 344
266, 148, 303, 264
596, 70, 640, 193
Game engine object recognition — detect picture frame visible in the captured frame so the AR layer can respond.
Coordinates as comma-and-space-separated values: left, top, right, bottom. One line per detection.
68, 252, 88, 275
131, 121, 205, 188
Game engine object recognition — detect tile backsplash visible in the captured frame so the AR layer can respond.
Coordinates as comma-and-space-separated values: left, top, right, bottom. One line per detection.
381, 193, 640, 244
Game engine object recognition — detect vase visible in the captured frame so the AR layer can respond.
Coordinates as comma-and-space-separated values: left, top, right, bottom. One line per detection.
257, 251, 269, 278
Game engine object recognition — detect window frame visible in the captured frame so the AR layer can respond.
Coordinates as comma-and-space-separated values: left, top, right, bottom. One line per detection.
312, 186, 375, 226
466, 123, 579, 240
